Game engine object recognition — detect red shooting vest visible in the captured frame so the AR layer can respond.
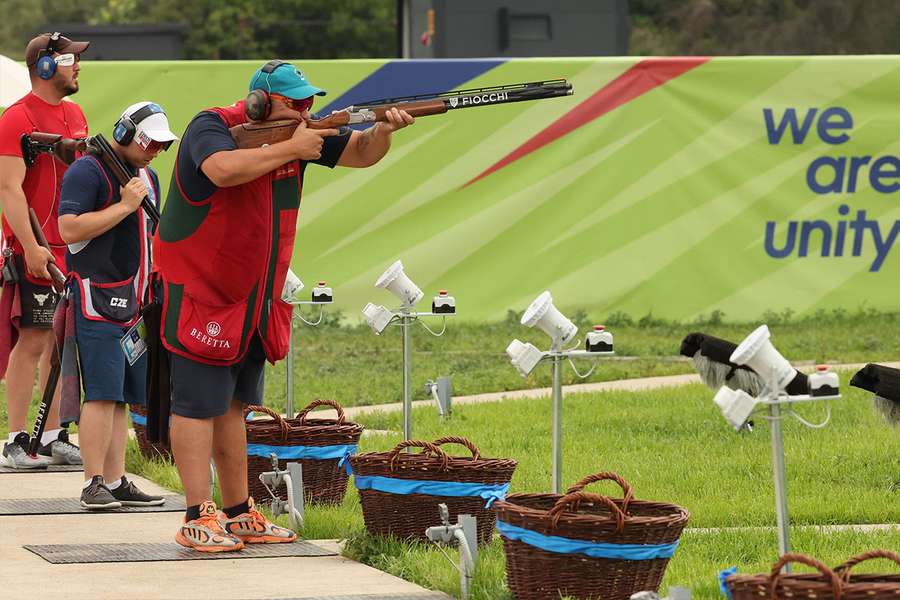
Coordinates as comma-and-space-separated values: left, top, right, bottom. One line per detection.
153, 103, 301, 366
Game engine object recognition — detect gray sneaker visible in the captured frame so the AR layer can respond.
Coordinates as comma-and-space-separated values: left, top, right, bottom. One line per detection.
38, 429, 82, 465
109, 476, 165, 506
2, 432, 50, 469
80, 475, 122, 510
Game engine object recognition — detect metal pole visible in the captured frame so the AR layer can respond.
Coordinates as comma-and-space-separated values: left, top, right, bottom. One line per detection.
551, 354, 563, 494
402, 314, 412, 444
769, 401, 792, 571
286, 315, 295, 418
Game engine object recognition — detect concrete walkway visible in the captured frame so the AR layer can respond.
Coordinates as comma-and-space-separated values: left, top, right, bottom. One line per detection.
0, 471, 450, 600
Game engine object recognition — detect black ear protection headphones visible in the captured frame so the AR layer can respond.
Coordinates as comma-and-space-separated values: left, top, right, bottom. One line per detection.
113, 103, 166, 146
245, 59, 288, 121
35, 32, 62, 81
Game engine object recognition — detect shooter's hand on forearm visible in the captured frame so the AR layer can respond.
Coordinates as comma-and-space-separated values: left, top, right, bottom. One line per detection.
121, 177, 148, 213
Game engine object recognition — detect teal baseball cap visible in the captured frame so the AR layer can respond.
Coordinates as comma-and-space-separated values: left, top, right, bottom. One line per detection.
249, 60, 326, 99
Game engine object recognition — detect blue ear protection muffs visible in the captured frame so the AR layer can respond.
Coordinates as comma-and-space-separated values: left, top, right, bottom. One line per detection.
245, 59, 287, 121
35, 32, 61, 80
113, 103, 165, 145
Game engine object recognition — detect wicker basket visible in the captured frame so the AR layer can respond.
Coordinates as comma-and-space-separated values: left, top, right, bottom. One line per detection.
129, 404, 173, 462
493, 471, 690, 600
726, 550, 900, 600
349, 436, 517, 545
836, 550, 900, 598
245, 400, 362, 506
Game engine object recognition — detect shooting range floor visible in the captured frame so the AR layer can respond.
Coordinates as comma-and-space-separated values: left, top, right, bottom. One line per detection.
0, 470, 451, 600
324, 360, 900, 421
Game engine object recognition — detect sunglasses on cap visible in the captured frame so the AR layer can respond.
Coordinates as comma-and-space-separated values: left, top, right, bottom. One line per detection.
270, 93, 314, 113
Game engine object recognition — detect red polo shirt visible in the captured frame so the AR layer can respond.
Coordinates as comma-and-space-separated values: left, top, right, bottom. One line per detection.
0, 92, 88, 274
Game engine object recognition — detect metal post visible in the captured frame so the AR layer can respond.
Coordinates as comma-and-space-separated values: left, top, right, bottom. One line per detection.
551, 354, 563, 494
769, 401, 791, 571
402, 314, 412, 444
286, 316, 295, 418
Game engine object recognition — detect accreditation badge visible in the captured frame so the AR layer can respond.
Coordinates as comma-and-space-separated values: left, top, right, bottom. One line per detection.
120, 316, 148, 366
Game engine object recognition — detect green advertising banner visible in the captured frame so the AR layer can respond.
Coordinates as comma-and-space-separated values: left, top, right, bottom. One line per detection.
8, 57, 900, 322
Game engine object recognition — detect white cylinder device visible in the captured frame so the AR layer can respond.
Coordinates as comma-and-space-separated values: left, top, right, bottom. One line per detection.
520, 291, 578, 347
374, 260, 424, 307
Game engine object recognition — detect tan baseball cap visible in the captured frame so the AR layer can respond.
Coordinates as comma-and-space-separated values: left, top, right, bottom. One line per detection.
25, 32, 90, 66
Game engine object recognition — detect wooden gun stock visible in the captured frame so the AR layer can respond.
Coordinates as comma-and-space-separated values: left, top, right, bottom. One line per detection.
27, 208, 66, 293
229, 99, 449, 149
21, 132, 86, 167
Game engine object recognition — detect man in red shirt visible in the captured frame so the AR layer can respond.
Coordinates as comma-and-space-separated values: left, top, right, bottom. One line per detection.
0, 32, 89, 468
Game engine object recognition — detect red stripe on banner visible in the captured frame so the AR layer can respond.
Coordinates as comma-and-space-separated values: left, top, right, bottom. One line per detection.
463, 57, 710, 187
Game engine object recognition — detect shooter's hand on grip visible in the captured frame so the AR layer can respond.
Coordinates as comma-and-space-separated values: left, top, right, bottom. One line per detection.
23, 244, 55, 282
26, 207, 65, 292
290, 119, 339, 161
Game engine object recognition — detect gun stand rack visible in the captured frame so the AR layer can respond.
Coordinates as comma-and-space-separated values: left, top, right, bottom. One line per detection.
542, 347, 615, 493
285, 298, 332, 418
385, 307, 453, 446
753, 390, 840, 572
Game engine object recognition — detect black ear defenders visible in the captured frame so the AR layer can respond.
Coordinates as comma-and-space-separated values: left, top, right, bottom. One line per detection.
245, 59, 287, 121
113, 103, 165, 146
35, 32, 61, 81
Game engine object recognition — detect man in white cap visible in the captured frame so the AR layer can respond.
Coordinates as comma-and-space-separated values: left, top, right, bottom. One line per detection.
57, 101, 177, 509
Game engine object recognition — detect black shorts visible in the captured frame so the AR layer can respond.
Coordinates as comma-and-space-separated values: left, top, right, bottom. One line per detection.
169, 335, 266, 419
16, 257, 60, 328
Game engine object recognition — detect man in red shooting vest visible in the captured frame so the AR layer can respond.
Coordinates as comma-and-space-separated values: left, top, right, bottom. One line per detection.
0, 33, 88, 469
154, 60, 414, 551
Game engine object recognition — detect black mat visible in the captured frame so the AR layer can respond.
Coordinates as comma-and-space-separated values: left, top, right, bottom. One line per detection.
0, 464, 83, 474
24, 541, 335, 564
0, 496, 185, 515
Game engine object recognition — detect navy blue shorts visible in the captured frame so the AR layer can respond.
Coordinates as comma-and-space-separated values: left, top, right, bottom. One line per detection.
169, 335, 266, 419
73, 294, 147, 405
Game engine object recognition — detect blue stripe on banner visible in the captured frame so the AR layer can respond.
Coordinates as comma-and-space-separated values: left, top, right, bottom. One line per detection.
496, 520, 680, 561
246, 443, 358, 461
316, 59, 506, 127
353, 474, 509, 507
130, 412, 146, 426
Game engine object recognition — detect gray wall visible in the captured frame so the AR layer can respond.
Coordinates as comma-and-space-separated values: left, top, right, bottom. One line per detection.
41, 25, 187, 60
405, 0, 629, 58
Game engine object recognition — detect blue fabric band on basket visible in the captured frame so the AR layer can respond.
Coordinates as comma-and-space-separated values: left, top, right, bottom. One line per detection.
718, 566, 737, 599
496, 520, 680, 560
130, 411, 146, 426
247, 443, 358, 465
353, 474, 509, 507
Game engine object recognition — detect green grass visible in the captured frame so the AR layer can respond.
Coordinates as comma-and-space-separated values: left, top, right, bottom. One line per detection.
340, 384, 899, 599
3, 310, 898, 437
5, 313, 899, 599
260, 309, 900, 415
126, 381, 899, 600
352, 382, 900, 528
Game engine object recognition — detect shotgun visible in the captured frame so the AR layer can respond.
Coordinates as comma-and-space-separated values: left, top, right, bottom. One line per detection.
21, 132, 161, 230
20, 132, 86, 168
230, 79, 574, 149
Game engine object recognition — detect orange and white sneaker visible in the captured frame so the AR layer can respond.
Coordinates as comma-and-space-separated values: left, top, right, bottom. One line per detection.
175, 500, 244, 553
219, 497, 297, 544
